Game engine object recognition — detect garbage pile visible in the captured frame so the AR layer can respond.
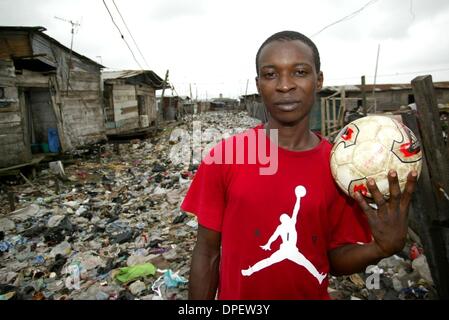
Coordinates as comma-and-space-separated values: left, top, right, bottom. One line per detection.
328, 241, 437, 300
0, 111, 436, 300
0, 111, 259, 300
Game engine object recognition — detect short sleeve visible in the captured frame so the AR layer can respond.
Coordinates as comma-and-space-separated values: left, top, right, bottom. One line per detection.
180, 147, 226, 233
328, 188, 373, 251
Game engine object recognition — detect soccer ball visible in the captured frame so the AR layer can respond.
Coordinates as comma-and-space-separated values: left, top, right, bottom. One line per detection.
330, 115, 422, 200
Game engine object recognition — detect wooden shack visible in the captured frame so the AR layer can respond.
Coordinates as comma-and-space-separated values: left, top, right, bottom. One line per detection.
318, 82, 449, 137
240, 93, 267, 123
102, 70, 165, 135
159, 95, 189, 121
0, 26, 106, 168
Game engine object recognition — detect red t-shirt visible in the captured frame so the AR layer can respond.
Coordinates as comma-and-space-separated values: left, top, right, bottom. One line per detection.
181, 125, 372, 300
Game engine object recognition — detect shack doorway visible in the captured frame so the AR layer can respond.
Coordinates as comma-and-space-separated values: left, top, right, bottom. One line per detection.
24, 87, 60, 154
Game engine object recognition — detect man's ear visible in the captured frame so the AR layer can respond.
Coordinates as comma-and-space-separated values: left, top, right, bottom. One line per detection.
255, 76, 260, 93
316, 71, 324, 92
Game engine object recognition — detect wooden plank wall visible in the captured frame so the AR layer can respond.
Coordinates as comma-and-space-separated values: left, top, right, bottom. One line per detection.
0, 60, 31, 167
112, 83, 138, 122
50, 46, 106, 149
0, 30, 106, 164
136, 84, 156, 122
103, 83, 115, 122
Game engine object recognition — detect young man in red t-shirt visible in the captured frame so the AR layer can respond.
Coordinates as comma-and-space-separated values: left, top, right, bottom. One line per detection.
181, 31, 418, 300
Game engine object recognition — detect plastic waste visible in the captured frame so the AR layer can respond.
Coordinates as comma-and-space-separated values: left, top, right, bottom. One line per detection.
151, 269, 188, 299
33, 256, 45, 265
409, 243, 422, 260
0, 241, 11, 252
48, 128, 60, 153
49, 161, 65, 177
0, 291, 16, 300
50, 241, 72, 257
163, 269, 188, 288
7, 204, 40, 222
114, 263, 156, 284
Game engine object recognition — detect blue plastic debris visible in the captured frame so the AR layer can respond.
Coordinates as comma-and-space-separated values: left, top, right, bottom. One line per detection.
163, 269, 188, 288
0, 241, 11, 252
34, 255, 45, 265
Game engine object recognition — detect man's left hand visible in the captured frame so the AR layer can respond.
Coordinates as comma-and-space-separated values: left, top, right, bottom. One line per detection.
354, 170, 418, 258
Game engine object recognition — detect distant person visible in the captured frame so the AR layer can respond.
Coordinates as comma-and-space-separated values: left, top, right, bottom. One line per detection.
182, 31, 418, 299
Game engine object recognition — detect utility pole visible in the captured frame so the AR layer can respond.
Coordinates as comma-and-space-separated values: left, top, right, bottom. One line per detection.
244, 79, 249, 111
372, 44, 381, 113
157, 70, 169, 130
55, 16, 81, 92
361, 75, 367, 116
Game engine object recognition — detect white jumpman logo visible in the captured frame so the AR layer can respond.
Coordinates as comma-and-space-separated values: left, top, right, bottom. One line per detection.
241, 186, 327, 284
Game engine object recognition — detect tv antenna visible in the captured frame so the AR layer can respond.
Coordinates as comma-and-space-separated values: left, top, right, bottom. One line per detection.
54, 16, 81, 91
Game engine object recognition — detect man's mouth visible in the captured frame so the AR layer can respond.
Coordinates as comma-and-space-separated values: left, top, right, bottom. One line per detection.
273, 101, 301, 111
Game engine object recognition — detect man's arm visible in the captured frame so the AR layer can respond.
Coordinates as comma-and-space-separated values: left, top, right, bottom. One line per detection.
328, 242, 386, 276
189, 224, 221, 300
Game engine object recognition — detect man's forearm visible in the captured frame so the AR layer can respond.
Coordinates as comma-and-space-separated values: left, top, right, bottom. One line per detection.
188, 245, 220, 299
328, 241, 388, 276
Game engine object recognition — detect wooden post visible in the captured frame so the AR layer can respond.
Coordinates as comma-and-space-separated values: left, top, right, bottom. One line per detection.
411, 75, 449, 221
328, 98, 337, 134
402, 111, 449, 299
400, 74, 449, 299
361, 75, 367, 116
8, 190, 15, 212
340, 88, 346, 129
158, 70, 169, 128
244, 79, 249, 112
114, 143, 120, 155
322, 98, 326, 137
55, 177, 60, 195
320, 97, 326, 137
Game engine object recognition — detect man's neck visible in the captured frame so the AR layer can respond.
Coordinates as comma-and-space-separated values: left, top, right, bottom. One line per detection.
265, 119, 319, 151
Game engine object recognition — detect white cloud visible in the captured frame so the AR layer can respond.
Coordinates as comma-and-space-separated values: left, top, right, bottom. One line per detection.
1, 0, 448, 98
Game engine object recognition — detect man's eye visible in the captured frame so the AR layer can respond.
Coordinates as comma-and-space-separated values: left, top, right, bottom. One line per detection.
263, 72, 276, 79
294, 70, 307, 77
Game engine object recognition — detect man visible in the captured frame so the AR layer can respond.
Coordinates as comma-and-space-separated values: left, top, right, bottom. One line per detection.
181, 31, 417, 299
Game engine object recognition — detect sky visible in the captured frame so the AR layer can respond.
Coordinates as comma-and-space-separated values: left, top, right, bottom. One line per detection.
0, 0, 448, 99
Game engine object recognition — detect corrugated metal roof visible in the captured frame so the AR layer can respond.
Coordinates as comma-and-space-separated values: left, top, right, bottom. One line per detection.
102, 70, 146, 80
0, 26, 104, 68
321, 81, 449, 93
102, 70, 168, 89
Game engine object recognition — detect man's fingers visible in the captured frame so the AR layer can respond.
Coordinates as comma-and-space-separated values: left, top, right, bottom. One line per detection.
366, 178, 387, 219
388, 170, 401, 211
399, 170, 418, 217
354, 191, 377, 222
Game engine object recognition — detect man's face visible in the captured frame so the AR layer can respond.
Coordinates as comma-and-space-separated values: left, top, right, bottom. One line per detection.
256, 40, 323, 126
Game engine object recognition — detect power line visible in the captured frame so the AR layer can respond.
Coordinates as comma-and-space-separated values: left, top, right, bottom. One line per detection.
112, 0, 150, 69
102, 0, 143, 69
376, 67, 449, 78
312, 0, 380, 38
410, 0, 416, 21
326, 67, 449, 82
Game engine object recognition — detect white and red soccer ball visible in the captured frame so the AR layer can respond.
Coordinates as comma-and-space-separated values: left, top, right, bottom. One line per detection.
330, 115, 423, 200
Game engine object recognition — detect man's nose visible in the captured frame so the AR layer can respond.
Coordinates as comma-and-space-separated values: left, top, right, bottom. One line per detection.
276, 74, 296, 92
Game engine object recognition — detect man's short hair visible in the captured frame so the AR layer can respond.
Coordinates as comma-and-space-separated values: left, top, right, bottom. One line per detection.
255, 31, 321, 75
